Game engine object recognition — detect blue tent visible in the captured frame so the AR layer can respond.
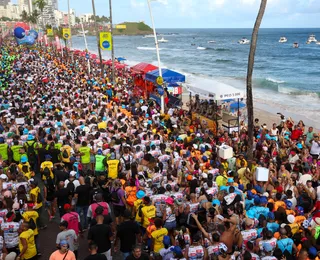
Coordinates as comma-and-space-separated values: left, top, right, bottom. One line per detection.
230, 101, 246, 109
117, 57, 126, 62
145, 69, 186, 84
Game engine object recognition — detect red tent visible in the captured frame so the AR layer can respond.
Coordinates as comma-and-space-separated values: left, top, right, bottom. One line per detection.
115, 63, 128, 69
131, 62, 158, 74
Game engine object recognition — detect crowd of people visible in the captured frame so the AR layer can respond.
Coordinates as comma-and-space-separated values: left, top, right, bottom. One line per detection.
0, 39, 319, 260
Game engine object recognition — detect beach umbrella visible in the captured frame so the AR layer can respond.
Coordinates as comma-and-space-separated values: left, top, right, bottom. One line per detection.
115, 63, 128, 69
230, 101, 246, 109
90, 54, 97, 59
223, 99, 234, 103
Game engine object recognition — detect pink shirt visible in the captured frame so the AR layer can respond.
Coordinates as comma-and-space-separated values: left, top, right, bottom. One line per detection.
61, 212, 80, 235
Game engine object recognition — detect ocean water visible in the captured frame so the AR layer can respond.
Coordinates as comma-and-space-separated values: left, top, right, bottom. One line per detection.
71, 28, 320, 128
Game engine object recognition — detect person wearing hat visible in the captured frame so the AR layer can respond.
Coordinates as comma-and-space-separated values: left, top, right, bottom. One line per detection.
159, 235, 174, 260
17, 222, 37, 260
94, 149, 106, 176
162, 197, 177, 233
114, 209, 141, 259
18, 155, 34, 180
49, 239, 76, 260
133, 190, 145, 223
56, 221, 78, 258
40, 154, 54, 181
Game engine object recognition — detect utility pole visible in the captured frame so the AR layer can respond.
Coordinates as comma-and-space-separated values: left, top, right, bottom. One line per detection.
91, 0, 104, 77
109, 0, 115, 85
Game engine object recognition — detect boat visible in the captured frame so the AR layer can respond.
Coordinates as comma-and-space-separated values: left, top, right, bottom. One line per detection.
158, 37, 168, 43
293, 42, 299, 48
316, 41, 320, 45
197, 46, 206, 50
279, 37, 287, 43
208, 40, 216, 43
307, 34, 317, 43
78, 30, 88, 34
238, 38, 250, 44
143, 35, 154, 38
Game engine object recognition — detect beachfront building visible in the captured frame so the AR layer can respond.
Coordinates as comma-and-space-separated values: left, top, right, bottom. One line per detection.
0, 2, 20, 20
54, 8, 76, 27
78, 13, 94, 24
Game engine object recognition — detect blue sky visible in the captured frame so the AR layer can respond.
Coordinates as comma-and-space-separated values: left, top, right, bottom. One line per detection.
58, 0, 320, 28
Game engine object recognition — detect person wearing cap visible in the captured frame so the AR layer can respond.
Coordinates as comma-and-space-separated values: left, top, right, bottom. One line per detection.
40, 154, 54, 181
159, 235, 174, 260
64, 171, 80, 195
114, 209, 141, 258
17, 222, 37, 260
49, 239, 76, 260
56, 221, 78, 258
162, 197, 177, 233
61, 204, 81, 236
94, 149, 106, 176
133, 190, 145, 223
18, 155, 34, 180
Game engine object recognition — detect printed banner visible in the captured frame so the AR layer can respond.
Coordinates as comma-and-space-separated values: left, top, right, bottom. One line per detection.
116, 24, 126, 29
62, 28, 71, 40
99, 32, 112, 50
55, 36, 61, 50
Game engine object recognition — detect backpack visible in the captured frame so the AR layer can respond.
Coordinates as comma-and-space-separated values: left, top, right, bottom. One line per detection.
122, 155, 131, 171
36, 191, 43, 204
62, 148, 69, 159
26, 141, 36, 163
43, 167, 50, 177
28, 216, 37, 230
109, 188, 120, 203
66, 180, 75, 195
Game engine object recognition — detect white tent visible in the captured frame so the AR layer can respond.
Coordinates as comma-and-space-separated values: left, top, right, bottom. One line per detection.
186, 78, 245, 101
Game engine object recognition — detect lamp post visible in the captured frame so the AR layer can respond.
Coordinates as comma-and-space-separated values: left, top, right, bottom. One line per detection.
91, 0, 104, 77
67, 0, 73, 62
147, 0, 164, 113
81, 22, 90, 74
109, 0, 115, 85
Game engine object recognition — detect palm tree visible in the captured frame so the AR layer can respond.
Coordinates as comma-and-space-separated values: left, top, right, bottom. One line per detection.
20, 10, 29, 22
28, 9, 40, 24
246, 0, 267, 166
91, 0, 103, 77
33, 0, 47, 29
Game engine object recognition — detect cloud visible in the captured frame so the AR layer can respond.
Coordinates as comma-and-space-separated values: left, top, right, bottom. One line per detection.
130, 0, 145, 8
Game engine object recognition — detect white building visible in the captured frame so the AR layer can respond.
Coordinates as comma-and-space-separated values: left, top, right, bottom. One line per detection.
78, 13, 93, 23
54, 8, 76, 26
0, 3, 21, 20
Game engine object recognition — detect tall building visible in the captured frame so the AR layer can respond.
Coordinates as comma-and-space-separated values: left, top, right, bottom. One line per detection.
0, 0, 10, 7
41, 0, 55, 26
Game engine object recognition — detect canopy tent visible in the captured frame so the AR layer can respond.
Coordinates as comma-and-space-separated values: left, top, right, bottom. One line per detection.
185, 78, 245, 101
116, 57, 126, 62
131, 62, 158, 74
146, 69, 186, 84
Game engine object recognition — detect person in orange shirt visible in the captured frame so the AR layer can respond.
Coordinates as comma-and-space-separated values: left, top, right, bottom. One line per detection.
125, 179, 137, 211
274, 193, 286, 211
143, 218, 156, 251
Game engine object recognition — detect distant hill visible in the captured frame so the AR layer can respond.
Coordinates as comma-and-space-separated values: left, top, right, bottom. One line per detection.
114, 22, 153, 35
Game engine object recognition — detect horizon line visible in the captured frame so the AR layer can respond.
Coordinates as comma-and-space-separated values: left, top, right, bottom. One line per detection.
156, 27, 320, 29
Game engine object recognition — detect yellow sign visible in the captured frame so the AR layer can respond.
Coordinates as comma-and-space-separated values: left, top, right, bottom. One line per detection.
62, 28, 71, 40
116, 24, 127, 29
192, 113, 216, 134
47, 29, 53, 36
99, 32, 112, 50
156, 76, 163, 86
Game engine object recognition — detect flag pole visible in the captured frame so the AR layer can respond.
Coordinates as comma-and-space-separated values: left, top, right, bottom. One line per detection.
147, 0, 164, 113
81, 22, 91, 74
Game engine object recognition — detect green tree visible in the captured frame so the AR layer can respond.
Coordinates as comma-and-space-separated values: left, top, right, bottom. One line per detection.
28, 9, 40, 24
246, 0, 268, 166
75, 17, 80, 23
20, 10, 29, 22
33, 0, 47, 29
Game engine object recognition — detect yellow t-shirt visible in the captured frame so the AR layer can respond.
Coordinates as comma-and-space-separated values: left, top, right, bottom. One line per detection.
238, 167, 250, 187
288, 222, 300, 235
98, 121, 107, 129
40, 161, 54, 180
151, 228, 168, 253
22, 211, 39, 236
134, 199, 144, 223
30, 187, 43, 209
141, 205, 156, 228
216, 174, 227, 187
19, 229, 37, 259
107, 160, 119, 179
